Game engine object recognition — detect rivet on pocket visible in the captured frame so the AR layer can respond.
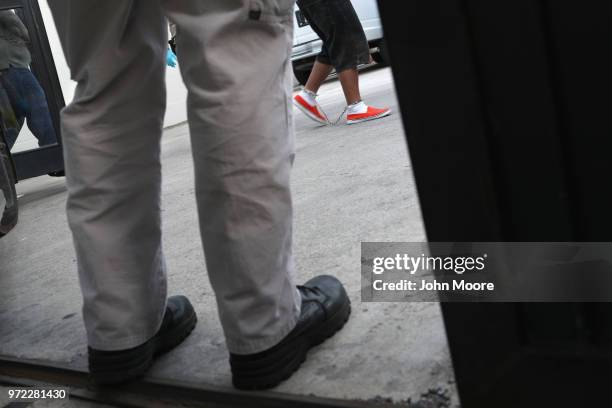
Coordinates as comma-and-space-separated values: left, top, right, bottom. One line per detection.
249, 0, 263, 20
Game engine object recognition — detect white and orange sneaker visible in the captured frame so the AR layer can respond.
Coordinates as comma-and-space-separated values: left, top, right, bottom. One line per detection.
293, 90, 330, 125
346, 101, 391, 125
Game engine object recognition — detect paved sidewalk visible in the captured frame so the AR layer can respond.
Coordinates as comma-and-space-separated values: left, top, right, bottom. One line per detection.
0, 67, 457, 406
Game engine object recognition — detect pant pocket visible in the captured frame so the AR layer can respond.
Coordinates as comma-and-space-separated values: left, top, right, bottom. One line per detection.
248, 0, 294, 24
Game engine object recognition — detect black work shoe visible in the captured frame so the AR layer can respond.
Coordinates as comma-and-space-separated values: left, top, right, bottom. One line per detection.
88, 295, 197, 385
230, 275, 351, 390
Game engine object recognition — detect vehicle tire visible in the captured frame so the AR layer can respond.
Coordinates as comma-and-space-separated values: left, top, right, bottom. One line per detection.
292, 60, 313, 87
372, 40, 390, 66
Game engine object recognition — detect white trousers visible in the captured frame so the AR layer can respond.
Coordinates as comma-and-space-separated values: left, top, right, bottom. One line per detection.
48, 0, 300, 354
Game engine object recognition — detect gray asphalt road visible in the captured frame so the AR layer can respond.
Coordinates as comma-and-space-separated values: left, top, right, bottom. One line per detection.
0, 67, 458, 406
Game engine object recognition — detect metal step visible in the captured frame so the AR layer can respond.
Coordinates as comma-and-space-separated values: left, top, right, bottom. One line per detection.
0, 355, 400, 408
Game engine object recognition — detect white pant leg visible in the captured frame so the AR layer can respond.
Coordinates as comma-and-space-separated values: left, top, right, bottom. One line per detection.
48, 1, 168, 350
163, 0, 301, 354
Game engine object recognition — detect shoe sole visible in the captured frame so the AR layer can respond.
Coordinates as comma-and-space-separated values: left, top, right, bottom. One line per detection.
346, 109, 391, 125
293, 99, 330, 125
90, 310, 198, 385
232, 298, 351, 390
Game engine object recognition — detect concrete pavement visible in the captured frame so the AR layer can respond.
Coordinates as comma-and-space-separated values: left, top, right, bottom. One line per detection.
0, 67, 458, 406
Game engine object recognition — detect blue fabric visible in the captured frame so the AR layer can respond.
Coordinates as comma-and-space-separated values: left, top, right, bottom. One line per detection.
1, 67, 57, 150
166, 48, 177, 67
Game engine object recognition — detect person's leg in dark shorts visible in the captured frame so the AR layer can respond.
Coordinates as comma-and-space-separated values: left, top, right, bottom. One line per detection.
293, 0, 391, 125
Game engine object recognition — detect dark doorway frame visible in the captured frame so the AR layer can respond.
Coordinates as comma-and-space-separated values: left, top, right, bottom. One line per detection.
378, 1, 612, 407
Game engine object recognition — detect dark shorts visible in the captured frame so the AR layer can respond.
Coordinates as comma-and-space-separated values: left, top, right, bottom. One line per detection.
296, 0, 371, 73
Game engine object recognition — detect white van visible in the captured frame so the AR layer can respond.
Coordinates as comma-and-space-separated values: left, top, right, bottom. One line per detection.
291, 0, 387, 86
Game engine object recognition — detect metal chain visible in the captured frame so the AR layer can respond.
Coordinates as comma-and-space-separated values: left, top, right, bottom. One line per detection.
331, 106, 348, 126
330, 99, 362, 126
